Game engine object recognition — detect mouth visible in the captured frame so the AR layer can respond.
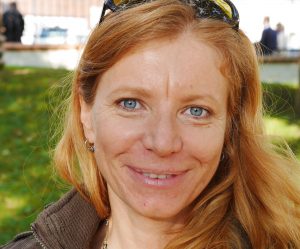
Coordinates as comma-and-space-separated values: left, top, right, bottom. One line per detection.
141, 172, 174, 179
131, 166, 185, 177
126, 165, 188, 187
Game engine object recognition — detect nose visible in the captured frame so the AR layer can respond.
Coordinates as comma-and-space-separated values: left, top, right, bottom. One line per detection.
142, 113, 183, 157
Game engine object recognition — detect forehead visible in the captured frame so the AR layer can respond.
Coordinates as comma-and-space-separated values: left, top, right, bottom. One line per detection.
97, 31, 227, 99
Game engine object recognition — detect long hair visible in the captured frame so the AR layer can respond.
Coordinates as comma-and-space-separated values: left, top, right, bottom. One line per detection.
53, 0, 300, 248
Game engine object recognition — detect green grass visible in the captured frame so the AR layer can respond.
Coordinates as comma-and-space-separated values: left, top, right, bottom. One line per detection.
263, 82, 300, 159
0, 67, 70, 243
265, 117, 300, 159
0, 67, 300, 244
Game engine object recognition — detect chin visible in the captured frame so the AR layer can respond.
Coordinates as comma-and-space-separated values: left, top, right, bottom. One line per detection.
124, 191, 194, 222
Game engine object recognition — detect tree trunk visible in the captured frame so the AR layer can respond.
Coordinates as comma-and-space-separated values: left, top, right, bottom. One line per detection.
295, 64, 300, 117
0, 34, 5, 69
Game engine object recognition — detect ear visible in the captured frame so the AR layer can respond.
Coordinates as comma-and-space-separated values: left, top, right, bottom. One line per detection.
80, 97, 95, 143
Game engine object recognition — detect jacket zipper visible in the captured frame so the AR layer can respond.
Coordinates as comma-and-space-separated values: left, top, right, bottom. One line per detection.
30, 225, 48, 249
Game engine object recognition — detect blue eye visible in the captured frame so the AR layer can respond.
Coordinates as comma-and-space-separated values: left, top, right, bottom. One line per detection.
190, 107, 203, 116
184, 106, 208, 118
119, 99, 140, 110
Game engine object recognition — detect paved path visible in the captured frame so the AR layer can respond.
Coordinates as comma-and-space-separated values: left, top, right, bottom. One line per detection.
260, 63, 299, 85
3, 49, 81, 70
3, 49, 300, 85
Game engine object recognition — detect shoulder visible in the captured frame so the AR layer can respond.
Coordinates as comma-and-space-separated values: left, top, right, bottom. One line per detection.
263, 28, 271, 33
1, 189, 101, 249
0, 231, 42, 249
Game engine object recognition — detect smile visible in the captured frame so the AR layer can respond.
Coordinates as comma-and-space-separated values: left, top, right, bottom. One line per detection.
126, 165, 187, 188
142, 172, 174, 179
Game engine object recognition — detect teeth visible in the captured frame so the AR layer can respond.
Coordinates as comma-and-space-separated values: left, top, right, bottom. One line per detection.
157, 175, 168, 179
142, 173, 171, 179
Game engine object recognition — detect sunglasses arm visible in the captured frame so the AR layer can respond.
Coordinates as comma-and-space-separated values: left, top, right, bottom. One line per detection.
99, 3, 108, 24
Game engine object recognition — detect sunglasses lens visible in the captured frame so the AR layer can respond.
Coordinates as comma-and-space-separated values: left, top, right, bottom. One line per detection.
207, 0, 239, 28
112, 0, 128, 6
212, 0, 232, 19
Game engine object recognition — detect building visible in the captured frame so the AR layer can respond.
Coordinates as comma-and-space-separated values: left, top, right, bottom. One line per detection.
0, 0, 104, 44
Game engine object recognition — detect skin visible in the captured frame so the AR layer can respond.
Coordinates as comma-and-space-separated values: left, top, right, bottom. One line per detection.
81, 31, 228, 248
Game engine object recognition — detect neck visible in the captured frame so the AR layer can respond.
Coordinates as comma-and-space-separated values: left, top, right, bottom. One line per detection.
106, 200, 185, 249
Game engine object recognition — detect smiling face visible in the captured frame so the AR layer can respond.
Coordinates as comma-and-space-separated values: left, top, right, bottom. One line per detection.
80, 32, 228, 222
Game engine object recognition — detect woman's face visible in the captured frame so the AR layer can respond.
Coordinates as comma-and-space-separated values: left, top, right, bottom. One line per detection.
81, 32, 228, 222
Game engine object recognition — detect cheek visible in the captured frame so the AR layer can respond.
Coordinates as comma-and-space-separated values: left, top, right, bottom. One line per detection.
92, 115, 144, 158
183, 125, 225, 163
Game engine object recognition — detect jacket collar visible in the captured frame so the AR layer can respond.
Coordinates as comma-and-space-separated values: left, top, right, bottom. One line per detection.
31, 189, 102, 249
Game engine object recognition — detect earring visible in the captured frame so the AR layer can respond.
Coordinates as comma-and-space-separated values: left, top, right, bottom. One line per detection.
220, 152, 225, 161
85, 139, 95, 153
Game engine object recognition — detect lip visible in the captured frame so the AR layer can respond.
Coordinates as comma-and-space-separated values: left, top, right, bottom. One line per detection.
126, 165, 188, 188
129, 165, 186, 175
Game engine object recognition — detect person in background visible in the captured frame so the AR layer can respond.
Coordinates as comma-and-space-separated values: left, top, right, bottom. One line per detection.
1, 1, 300, 249
0, 11, 3, 33
276, 22, 288, 53
260, 16, 277, 55
2, 2, 24, 42
0, 11, 5, 69
0, 9, 6, 34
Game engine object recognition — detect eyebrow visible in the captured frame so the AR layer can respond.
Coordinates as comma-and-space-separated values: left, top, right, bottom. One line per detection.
108, 86, 153, 99
108, 86, 221, 105
179, 94, 220, 104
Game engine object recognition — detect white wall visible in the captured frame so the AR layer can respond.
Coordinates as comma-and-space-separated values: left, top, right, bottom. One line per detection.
17, 1, 300, 49
22, 15, 90, 45
235, 0, 300, 49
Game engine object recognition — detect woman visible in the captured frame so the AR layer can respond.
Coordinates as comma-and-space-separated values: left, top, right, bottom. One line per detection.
2, 0, 300, 248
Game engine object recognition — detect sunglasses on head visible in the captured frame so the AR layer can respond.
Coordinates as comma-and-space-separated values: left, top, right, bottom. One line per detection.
99, 0, 239, 30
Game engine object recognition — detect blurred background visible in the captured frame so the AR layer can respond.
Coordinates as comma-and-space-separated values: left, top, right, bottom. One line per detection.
236, 0, 300, 50
0, 0, 299, 69
1, 0, 100, 45
0, 0, 300, 245
0, 0, 300, 48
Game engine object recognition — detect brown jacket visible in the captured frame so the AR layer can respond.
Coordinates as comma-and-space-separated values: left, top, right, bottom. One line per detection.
1, 190, 252, 249
0, 189, 102, 249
